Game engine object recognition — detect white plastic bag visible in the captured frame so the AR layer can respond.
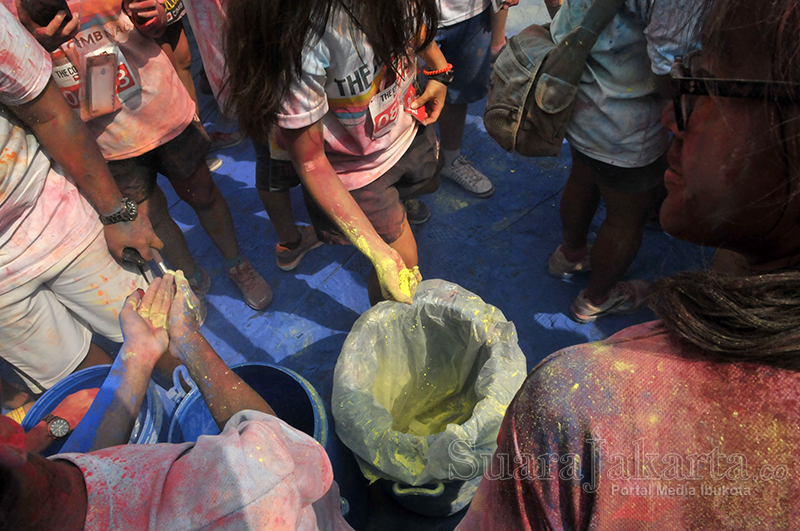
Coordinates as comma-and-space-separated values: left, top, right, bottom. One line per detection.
332, 280, 526, 486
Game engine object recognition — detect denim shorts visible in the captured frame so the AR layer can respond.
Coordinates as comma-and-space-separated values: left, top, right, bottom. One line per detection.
254, 139, 301, 193
431, 7, 492, 105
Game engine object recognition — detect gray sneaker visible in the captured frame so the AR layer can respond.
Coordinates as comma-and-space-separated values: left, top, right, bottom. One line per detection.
441, 156, 495, 198
276, 225, 323, 271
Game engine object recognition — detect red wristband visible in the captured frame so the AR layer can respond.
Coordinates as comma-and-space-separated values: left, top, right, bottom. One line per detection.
423, 63, 453, 76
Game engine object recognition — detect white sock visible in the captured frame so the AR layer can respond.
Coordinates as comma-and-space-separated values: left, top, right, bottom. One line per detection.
443, 148, 460, 168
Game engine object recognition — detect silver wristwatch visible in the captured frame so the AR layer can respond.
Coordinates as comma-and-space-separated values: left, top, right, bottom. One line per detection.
100, 198, 138, 225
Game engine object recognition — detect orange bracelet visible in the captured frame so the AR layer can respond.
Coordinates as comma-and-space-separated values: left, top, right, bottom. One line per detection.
423, 63, 454, 76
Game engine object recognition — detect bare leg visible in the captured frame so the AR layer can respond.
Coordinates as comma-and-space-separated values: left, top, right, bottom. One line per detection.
258, 189, 301, 244
142, 186, 198, 278
171, 164, 240, 262
584, 182, 661, 302
559, 146, 601, 258
367, 218, 418, 305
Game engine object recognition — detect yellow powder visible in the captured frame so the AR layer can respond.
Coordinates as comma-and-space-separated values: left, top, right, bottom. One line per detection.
398, 267, 421, 299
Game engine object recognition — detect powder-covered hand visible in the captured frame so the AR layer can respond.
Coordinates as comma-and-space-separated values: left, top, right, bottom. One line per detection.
167, 271, 203, 360
119, 275, 173, 365
374, 247, 417, 304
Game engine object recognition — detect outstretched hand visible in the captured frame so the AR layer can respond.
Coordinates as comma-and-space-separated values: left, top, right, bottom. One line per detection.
411, 80, 447, 125
120, 275, 173, 366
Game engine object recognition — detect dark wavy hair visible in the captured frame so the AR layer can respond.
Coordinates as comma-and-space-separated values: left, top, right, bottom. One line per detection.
222, 0, 439, 144
652, 0, 800, 369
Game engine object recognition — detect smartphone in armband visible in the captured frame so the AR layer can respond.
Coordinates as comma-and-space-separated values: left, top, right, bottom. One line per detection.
19, 0, 72, 29
85, 54, 118, 118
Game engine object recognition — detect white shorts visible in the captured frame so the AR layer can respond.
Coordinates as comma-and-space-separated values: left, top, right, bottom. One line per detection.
0, 230, 147, 393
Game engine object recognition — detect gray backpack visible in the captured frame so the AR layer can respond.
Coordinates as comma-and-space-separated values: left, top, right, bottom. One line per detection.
484, 0, 626, 157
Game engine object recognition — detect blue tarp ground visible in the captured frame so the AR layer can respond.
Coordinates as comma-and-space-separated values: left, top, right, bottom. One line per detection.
146, 14, 712, 530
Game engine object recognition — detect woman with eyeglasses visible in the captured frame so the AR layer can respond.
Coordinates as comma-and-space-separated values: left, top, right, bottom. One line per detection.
456, 0, 800, 528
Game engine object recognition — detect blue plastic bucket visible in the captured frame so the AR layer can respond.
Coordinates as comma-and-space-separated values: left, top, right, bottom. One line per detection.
21, 364, 164, 456
167, 362, 329, 450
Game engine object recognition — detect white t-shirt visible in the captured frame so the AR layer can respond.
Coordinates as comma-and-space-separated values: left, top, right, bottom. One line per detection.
438, 0, 491, 27
274, 8, 417, 191
55, 0, 196, 160
0, 4, 99, 293
551, 0, 702, 167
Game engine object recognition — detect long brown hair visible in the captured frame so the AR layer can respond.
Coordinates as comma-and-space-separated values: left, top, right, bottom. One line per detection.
222, 0, 439, 144
652, 0, 800, 369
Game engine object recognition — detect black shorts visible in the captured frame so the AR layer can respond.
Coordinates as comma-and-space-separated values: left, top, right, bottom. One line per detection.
304, 124, 442, 245
572, 147, 668, 194
107, 118, 210, 203
254, 139, 301, 193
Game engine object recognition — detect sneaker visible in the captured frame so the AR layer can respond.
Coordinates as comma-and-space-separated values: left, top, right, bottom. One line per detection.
569, 280, 651, 324
548, 245, 591, 279
441, 156, 495, 198
276, 225, 323, 271
227, 258, 273, 310
209, 130, 245, 152
403, 198, 431, 225
207, 157, 223, 172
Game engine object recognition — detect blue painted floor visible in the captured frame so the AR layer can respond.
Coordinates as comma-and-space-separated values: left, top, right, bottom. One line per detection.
149, 11, 712, 529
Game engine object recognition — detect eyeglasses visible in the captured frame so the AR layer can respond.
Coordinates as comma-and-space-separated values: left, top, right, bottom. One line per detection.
670, 50, 800, 131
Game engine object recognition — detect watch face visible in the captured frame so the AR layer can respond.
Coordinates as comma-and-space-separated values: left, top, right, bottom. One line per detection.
124, 198, 138, 220
49, 417, 70, 438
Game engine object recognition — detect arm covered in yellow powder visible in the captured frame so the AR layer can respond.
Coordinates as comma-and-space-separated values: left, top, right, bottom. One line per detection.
168, 272, 275, 429
281, 120, 415, 303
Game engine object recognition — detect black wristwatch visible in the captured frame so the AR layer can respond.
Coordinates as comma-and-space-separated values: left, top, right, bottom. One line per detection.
100, 198, 138, 225
42, 414, 71, 439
